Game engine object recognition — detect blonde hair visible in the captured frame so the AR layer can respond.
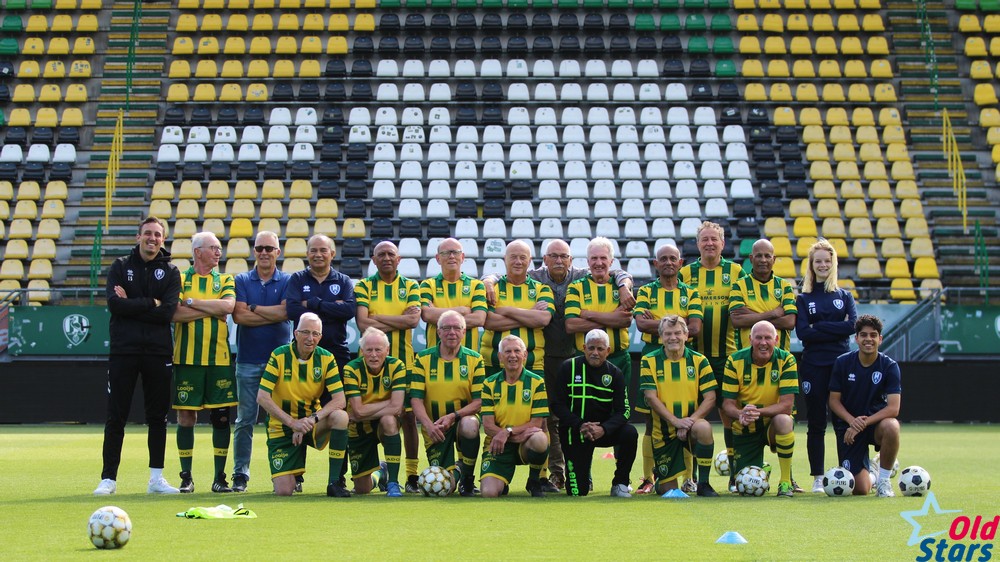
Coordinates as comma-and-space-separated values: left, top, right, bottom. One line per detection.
696, 221, 726, 242
801, 239, 840, 293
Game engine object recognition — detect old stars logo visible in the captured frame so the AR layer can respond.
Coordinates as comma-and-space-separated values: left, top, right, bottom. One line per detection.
602, 374, 613, 387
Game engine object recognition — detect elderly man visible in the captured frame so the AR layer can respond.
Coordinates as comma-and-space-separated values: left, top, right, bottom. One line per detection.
95, 216, 181, 495
342, 327, 407, 497
633, 243, 703, 494
480, 336, 550, 498
721, 321, 799, 498
483, 238, 632, 491
420, 238, 488, 351
729, 239, 797, 351
230, 230, 291, 492
285, 235, 357, 371
829, 315, 902, 497
172, 231, 237, 493
640, 316, 719, 497
355, 240, 423, 492
549, 329, 636, 497
257, 313, 351, 497
410, 310, 485, 496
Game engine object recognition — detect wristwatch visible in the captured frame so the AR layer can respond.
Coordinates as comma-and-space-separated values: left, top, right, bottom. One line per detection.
185, 298, 194, 306
249, 304, 257, 313
505, 426, 513, 435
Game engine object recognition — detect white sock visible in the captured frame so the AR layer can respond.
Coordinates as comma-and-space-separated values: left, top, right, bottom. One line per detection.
878, 467, 891, 481
150, 468, 163, 481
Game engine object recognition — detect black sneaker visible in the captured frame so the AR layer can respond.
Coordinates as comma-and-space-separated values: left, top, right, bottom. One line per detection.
459, 477, 476, 497
525, 478, 545, 498
538, 477, 559, 493
376, 461, 388, 492
294, 474, 304, 493
232, 474, 248, 493
178, 471, 194, 493
405, 474, 420, 494
212, 472, 233, 493
696, 482, 720, 497
501, 483, 509, 496
326, 481, 351, 498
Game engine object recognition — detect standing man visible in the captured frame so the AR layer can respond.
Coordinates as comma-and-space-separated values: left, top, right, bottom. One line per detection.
172, 231, 237, 493
482, 238, 632, 492
632, 243, 703, 494
721, 321, 799, 498
342, 327, 407, 497
420, 238, 487, 351
680, 221, 747, 490
409, 311, 485, 496
550, 330, 637, 497
480, 336, 550, 498
95, 216, 181, 495
230, 230, 291, 493
285, 235, 357, 371
829, 315, 902, 496
355, 241, 423, 493
640, 316, 719, 497
257, 313, 351, 497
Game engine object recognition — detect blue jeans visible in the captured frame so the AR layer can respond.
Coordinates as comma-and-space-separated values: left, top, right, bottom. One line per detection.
233, 362, 266, 479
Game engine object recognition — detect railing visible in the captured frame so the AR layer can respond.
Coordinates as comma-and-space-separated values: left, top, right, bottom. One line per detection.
103, 109, 124, 233
89, 220, 103, 305
880, 289, 943, 361
942, 108, 969, 232
916, 0, 939, 109
1, 287, 105, 307
124, 0, 143, 111
975, 220, 990, 297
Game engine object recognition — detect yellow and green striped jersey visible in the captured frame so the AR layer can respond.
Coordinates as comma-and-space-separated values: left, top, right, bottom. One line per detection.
564, 274, 629, 354
481, 276, 555, 370
355, 273, 421, 363
260, 343, 343, 439
174, 268, 235, 366
419, 274, 488, 350
632, 279, 704, 345
639, 348, 717, 441
409, 346, 485, 422
721, 347, 798, 435
728, 275, 798, 351
341, 355, 407, 405
481, 368, 548, 448
678, 258, 746, 359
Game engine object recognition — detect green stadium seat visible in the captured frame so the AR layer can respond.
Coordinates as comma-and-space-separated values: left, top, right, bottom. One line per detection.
660, 14, 681, 30
687, 36, 709, 53
955, 0, 977, 8
379, 0, 402, 6
709, 0, 730, 7
482, 0, 503, 7
982, 0, 1000, 9
710, 13, 732, 31
507, 0, 528, 6
608, 0, 630, 7
715, 59, 737, 76
713, 36, 734, 54
633, 0, 655, 7
431, 0, 451, 6
0, 38, 18, 55
557, 0, 578, 7
685, 14, 706, 30
2, 15, 23, 32
584, 0, 604, 6
32, 0, 54, 7
683, 0, 705, 6
4, 0, 28, 10
532, 0, 554, 6
635, 13, 656, 31
659, 0, 679, 7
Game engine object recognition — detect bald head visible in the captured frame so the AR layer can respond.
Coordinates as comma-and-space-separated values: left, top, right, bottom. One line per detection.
750, 238, 776, 281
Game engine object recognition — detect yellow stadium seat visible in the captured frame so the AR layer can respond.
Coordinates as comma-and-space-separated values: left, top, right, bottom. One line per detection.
176, 14, 197, 32
249, 37, 271, 54
799, 108, 823, 126
786, 14, 808, 31
890, 279, 916, 301
906, 218, 930, 239
170, 239, 193, 259
844, 60, 867, 78
764, 217, 788, 238
27, 279, 50, 303
28, 259, 52, 280
737, 14, 759, 32
246, 59, 269, 78
286, 220, 310, 239
168, 60, 191, 78
762, 14, 783, 32
773, 107, 797, 126
914, 258, 939, 280
227, 14, 249, 32
822, 217, 846, 238
303, 14, 324, 31
193, 83, 216, 101
886, 143, 909, 162
40, 200, 63, 219
838, 14, 860, 31
205, 181, 230, 200
233, 181, 257, 200
178, 181, 202, 200
967, 37, 988, 57
818, 59, 842, 78
795, 237, 817, 258
865, 36, 888, 55
744, 83, 767, 101
225, 218, 251, 239
259, 200, 284, 219
864, 180, 889, 200
881, 238, 906, 259
314, 217, 337, 237
0, 259, 24, 280
856, 258, 882, 279
281, 258, 305, 273
863, 161, 888, 180
273, 60, 294, 77
229, 199, 254, 219
327, 36, 347, 54
872, 199, 897, 220
773, 257, 796, 279
812, 180, 836, 198
815, 36, 838, 55
975, 83, 998, 106
833, 143, 856, 162
909, 237, 934, 259
793, 217, 818, 237
172, 219, 197, 240
891, 161, 915, 181
173, 37, 194, 55
13, 84, 35, 103
876, 218, 901, 238
837, 37, 862, 56
848, 83, 871, 102
278, 14, 300, 31
764, 37, 787, 55
734, 0, 755, 7
789, 37, 812, 56
178, 0, 200, 7
859, 143, 882, 162
287, 199, 313, 219
18, 60, 40, 78
806, 143, 829, 161
789, 199, 813, 218
16, 182, 40, 202
224, 37, 246, 54
986, 14, 1000, 32
739, 36, 761, 55
810, 161, 833, 180
148, 200, 172, 220
822, 83, 845, 102
770, 83, 792, 101
299, 59, 321, 77
972, 60, 994, 80
13, 200, 37, 219
151, 182, 175, 201
793, 59, 816, 78
741, 60, 764, 77
895, 181, 919, 200
254, 0, 276, 7
252, 13, 273, 31
175, 200, 201, 219
283, 238, 308, 258
328, 14, 349, 31
354, 13, 375, 31
195, 60, 218, 78
39, 84, 62, 102
5, 239, 29, 259
289, 180, 313, 199
221, 60, 243, 78
834, 0, 855, 7
197, 37, 219, 55
38, 108, 60, 127
768, 59, 790, 77
848, 218, 873, 239
225, 259, 248, 276
816, 199, 842, 218
840, 181, 864, 199
843, 199, 868, 219
899, 199, 923, 220
829, 124, 852, 141
259, 180, 283, 200
300, 36, 322, 54
875, 83, 898, 102
227, 238, 251, 259
246, 83, 268, 101
812, 14, 834, 31
276, 36, 298, 54
26, 15, 48, 32
786, 0, 806, 6
855, 126, 879, 144
218, 83, 242, 102
802, 125, 825, 144
279, 0, 301, 7
342, 218, 365, 238
771, 236, 792, 257
202, 200, 228, 220
9, 218, 33, 239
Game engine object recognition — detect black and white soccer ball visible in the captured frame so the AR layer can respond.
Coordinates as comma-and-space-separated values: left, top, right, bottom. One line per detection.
822, 466, 856, 497
898, 466, 931, 496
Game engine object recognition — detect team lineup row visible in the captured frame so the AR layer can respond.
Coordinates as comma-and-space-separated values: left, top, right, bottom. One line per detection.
94, 216, 901, 499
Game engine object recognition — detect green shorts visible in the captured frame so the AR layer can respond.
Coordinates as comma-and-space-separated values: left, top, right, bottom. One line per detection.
348, 420, 390, 479
634, 343, 660, 414
480, 442, 528, 485
732, 423, 776, 475
173, 364, 237, 410
651, 434, 692, 484
266, 426, 330, 478
424, 423, 460, 470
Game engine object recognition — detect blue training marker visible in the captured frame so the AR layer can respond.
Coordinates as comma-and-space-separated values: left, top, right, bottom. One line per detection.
660, 488, 689, 498
716, 531, 748, 544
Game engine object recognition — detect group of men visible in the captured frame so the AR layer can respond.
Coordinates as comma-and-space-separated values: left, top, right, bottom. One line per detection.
96, 216, 901, 499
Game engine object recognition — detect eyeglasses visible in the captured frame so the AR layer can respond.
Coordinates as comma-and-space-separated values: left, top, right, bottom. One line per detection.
438, 325, 464, 332
254, 245, 278, 253
197, 245, 223, 253
296, 329, 322, 339
546, 253, 571, 260
438, 250, 462, 257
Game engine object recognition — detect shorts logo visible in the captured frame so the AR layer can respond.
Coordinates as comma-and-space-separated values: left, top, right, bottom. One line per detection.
351, 459, 359, 471
382, 375, 390, 389
602, 374, 612, 387
522, 389, 531, 402
657, 463, 669, 476
460, 365, 468, 379
272, 458, 283, 470
481, 460, 491, 472
154, 268, 165, 280
770, 369, 780, 382
872, 371, 883, 384
802, 381, 812, 394
833, 299, 844, 310
314, 367, 322, 382
687, 366, 695, 379
331, 285, 341, 296
62, 313, 91, 347
398, 287, 406, 299
722, 274, 731, 285
216, 379, 230, 390
177, 391, 189, 403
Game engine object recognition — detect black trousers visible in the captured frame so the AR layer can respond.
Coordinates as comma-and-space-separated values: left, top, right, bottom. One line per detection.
800, 359, 833, 476
101, 354, 173, 480
561, 423, 638, 496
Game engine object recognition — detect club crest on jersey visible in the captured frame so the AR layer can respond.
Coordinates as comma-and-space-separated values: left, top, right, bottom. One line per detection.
398, 287, 406, 299
528, 288, 536, 299
462, 285, 470, 295
872, 371, 883, 384
602, 374, 612, 387
574, 374, 583, 383
154, 268, 165, 280
833, 299, 844, 310
680, 295, 688, 307
213, 280, 221, 291
382, 375, 391, 388
331, 285, 341, 296
774, 287, 782, 299
722, 274, 731, 284
126, 269, 134, 282
613, 290, 620, 300
459, 365, 468, 379
303, 286, 311, 293
687, 366, 695, 379
314, 368, 322, 382
522, 388, 531, 402
771, 369, 779, 382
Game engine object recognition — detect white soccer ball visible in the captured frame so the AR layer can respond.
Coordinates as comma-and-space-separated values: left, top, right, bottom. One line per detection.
88, 506, 131, 549
713, 451, 731, 476
822, 466, 856, 497
735, 465, 770, 497
898, 466, 931, 496
417, 465, 455, 497
871, 453, 900, 478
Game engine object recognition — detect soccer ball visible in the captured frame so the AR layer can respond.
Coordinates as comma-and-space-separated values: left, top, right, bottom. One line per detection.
735, 466, 770, 497
88, 506, 131, 549
713, 451, 731, 476
898, 466, 931, 496
417, 465, 455, 497
871, 453, 900, 478
822, 466, 856, 497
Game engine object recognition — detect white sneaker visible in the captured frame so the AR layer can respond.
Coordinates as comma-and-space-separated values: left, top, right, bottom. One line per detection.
94, 479, 117, 495
610, 483, 632, 498
876, 478, 895, 497
681, 478, 698, 494
811, 476, 825, 493
148, 476, 180, 494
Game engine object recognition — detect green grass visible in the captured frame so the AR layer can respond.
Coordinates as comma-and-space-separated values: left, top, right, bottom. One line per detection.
2, 424, 996, 560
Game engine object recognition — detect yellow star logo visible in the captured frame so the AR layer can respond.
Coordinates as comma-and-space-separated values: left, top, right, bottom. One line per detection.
899, 491, 962, 547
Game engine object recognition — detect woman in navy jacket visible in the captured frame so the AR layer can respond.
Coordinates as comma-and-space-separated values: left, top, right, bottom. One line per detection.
795, 239, 857, 493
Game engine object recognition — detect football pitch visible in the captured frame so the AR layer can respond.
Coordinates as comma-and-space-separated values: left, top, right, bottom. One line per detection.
3, 424, 996, 561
